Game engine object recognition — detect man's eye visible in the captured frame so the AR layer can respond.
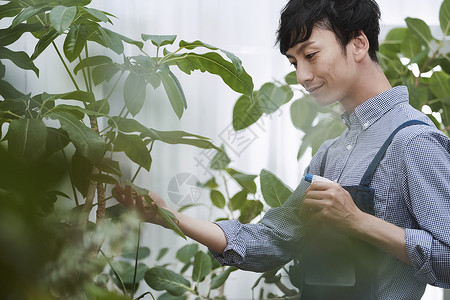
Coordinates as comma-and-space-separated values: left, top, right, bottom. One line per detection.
306, 53, 316, 60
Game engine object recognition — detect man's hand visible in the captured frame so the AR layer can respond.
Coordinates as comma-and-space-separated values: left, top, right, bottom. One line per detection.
112, 184, 168, 226
300, 182, 364, 236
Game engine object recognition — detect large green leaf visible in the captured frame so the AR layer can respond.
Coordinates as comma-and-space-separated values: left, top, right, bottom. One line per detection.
98, 27, 123, 54
48, 111, 107, 163
5, 119, 47, 162
179, 40, 243, 75
12, 5, 48, 28
49, 5, 76, 34
429, 71, 450, 99
141, 34, 177, 47
290, 97, 318, 132
124, 71, 147, 117
440, 0, 450, 35
0, 23, 43, 47
210, 267, 237, 290
230, 190, 247, 210
257, 82, 293, 114
157, 70, 186, 119
156, 207, 186, 239
31, 29, 59, 60
405, 17, 433, 47
110, 261, 148, 287
111, 132, 151, 171
95, 157, 122, 176
232, 93, 263, 130
0, 46, 39, 76
170, 52, 253, 97
121, 246, 151, 260
192, 251, 212, 283
0, 2, 23, 20
81, 7, 110, 23
225, 168, 257, 194
285, 71, 298, 85
71, 150, 92, 197
92, 63, 121, 85
210, 190, 226, 209
74, 55, 112, 74
45, 127, 70, 156
209, 146, 230, 170
0, 80, 24, 99
63, 23, 88, 62
380, 28, 408, 57
239, 200, 263, 224
176, 244, 198, 264
260, 169, 292, 208
400, 33, 422, 60
144, 266, 191, 296
0, 62, 4, 79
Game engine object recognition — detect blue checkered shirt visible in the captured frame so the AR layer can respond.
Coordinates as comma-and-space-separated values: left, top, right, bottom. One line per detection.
210, 86, 450, 300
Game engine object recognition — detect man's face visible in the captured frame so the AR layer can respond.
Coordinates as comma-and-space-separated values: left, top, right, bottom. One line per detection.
285, 27, 357, 107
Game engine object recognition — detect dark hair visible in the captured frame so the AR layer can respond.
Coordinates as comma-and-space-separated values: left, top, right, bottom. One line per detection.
276, 0, 381, 62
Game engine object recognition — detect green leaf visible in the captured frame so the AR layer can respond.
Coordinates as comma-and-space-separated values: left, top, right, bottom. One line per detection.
158, 293, 187, 300
239, 200, 263, 224
12, 5, 47, 28
0, 80, 24, 99
209, 146, 230, 170
144, 266, 191, 296
290, 97, 318, 131
87, 99, 110, 115
0, 46, 39, 76
405, 17, 433, 47
117, 33, 144, 49
141, 34, 177, 47
74, 55, 112, 74
257, 82, 293, 114
31, 29, 59, 60
192, 251, 212, 282
158, 70, 186, 119
230, 190, 247, 210
197, 177, 219, 190
92, 63, 121, 85
157, 207, 186, 239
124, 71, 147, 116
170, 52, 253, 97
5, 119, 47, 162
380, 28, 408, 57
110, 261, 148, 286
232, 93, 263, 130
285, 71, 297, 85
429, 71, 450, 99
111, 132, 151, 171
440, 0, 450, 35
0, 23, 43, 47
88, 173, 117, 184
210, 267, 237, 290
405, 81, 429, 109
210, 190, 226, 209
71, 150, 92, 197
176, 244, 198, 264
95, 157, 122, 176
63, 23, 88, 62
45, 127, 70, 156
179, 40, 243, 75
82, 7, 110, 23
0, 62, 4, 79
98, 27, 124, 54
49, 5, 76, 34
121, 247, 151, 260
48, 111, 107, 163
400, 32, 422, 60
157, 247, 169, 261
260, 169, 292, 208
0, 2, 23, 20
225, 168, 257, 194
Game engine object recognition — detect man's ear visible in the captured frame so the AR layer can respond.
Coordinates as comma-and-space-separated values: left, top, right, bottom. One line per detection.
352, 30, 370, 63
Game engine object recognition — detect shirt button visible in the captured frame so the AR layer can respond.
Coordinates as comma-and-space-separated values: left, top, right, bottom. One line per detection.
346, 145, 353, 150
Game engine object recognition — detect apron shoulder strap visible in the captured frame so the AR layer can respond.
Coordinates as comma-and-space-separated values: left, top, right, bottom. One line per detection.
359, 120, 429, 187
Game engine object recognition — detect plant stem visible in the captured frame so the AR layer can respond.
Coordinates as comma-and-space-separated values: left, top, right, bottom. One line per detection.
100, 249, 129, 298
52, 41, 80, 91
135, 292, 155, 300
85, 44, 93, 92
96, 183, 106, 223
131, 221, 142, 299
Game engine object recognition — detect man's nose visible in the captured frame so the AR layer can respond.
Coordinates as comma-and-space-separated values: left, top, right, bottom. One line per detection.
296, 64, 313, 86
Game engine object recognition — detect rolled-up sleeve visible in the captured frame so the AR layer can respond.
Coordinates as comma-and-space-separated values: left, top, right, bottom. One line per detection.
403, 131, 450, 288
209, 180, 309, 272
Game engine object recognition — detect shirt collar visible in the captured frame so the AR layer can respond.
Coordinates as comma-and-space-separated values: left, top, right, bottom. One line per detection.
341, 86, 409, 130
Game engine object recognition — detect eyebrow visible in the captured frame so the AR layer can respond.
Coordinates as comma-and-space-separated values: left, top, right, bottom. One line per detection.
285, 41, 315, 59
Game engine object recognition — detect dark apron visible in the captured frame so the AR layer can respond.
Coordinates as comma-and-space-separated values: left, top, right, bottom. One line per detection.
295, 120, 428, 300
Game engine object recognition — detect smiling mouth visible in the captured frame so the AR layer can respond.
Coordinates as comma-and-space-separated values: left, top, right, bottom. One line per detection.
306, 85, 322, 95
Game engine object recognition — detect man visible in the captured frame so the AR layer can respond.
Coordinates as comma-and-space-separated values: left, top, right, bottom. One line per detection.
114, 0, 450, 299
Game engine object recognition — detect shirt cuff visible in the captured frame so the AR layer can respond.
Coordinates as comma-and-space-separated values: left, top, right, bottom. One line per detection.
405, 228, 437, 284
209, 220, 246, 266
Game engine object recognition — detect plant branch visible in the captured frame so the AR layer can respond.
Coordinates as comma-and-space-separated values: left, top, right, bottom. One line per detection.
131, 221, 142, 299
52, 41, 80, 91
106, 70, 125, 102
100, 249, 129, 298
135, 292, 155, 300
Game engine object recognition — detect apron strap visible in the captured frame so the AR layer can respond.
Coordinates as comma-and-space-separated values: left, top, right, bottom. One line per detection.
359, 120, 429, 187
